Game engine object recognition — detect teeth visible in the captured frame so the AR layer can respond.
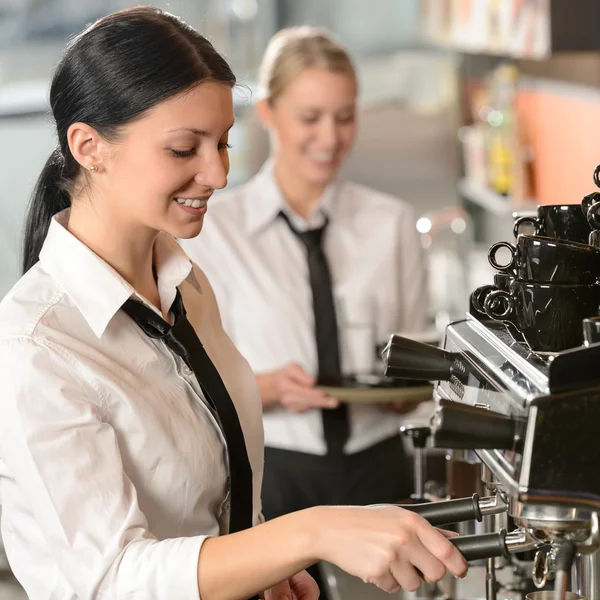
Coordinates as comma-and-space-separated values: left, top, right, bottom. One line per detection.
175, 198, 207, 209
309, 153, 334, 162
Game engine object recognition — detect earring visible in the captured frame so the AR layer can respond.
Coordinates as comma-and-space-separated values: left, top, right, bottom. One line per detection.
89, 165, 98, 172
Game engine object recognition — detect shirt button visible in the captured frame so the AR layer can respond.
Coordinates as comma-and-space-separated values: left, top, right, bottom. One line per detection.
182, 365, 194, 378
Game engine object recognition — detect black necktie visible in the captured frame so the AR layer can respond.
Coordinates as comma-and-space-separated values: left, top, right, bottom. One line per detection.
279, 211, 350, 454
121, 290, 254, 536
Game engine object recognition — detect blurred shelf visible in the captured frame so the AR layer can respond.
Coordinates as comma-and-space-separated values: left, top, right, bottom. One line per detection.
421, 0, 600, 60
458, 178, 537, 216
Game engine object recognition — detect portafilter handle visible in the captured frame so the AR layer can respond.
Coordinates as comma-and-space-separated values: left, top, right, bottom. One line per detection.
432, 399, 522, 451
382, 334, 462, 381
370, 493, 508, 527
450, 530, 509, 562
450, 528, 540, 562
402, 493, 507, 526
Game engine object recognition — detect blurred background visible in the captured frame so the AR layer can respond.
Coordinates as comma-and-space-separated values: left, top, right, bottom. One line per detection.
5, 1, 600, 324
0, 0, 465, 328
3, 0, 600, 595
6, 1, 600, 335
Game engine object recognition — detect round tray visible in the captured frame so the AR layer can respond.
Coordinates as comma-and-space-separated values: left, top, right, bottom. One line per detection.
317, 374, 433, 404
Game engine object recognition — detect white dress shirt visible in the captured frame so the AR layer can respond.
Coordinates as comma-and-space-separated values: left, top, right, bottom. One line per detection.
0, 210, 264, 600
181, 161, 428, 456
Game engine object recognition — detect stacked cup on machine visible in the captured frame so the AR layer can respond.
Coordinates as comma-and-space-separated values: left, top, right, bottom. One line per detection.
582, 164, 600, 250
471, 174, 600, 353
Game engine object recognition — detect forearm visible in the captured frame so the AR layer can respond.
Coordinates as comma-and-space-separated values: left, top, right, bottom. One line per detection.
197, 508, 322, 600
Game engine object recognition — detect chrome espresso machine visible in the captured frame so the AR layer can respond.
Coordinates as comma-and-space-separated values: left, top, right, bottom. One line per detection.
383, 317, 600, 600
377, 181, 600, 600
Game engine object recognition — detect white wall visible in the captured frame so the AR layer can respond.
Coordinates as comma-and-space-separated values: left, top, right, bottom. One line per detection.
0, 113, 55, 297
276, 0, 420, 53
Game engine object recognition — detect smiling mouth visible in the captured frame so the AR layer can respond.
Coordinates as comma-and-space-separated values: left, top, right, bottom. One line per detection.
174, 197, 209, 209
307, 152, 337, 163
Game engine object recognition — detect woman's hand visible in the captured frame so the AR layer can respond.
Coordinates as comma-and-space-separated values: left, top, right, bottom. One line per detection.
256, 364, 339, 413
289, 570, 320, 599
263, 570, 319, 600
196, 504, 466, 600
261, 578, 291, 600
315, 505, 467, 594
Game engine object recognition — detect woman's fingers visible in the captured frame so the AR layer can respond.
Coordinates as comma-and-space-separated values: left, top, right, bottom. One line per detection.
283, 389, 339, 412
416, 522, 468, 579
283, 363, 316, 386
289, 570, 321, 600
395, 533, 447, 584
439, 528, 460, 538
362, 564, 401, 594
264, 578, 293, 600
388, 559, 423, 593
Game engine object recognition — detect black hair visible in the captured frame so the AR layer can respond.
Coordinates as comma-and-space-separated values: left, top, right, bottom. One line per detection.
22, 6, 236, 273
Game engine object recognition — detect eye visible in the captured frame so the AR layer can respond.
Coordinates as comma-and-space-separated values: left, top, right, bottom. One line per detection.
170, 148, 195, 158
218, 142, 232, 151
337, 114, 356, 124
299, 116, 319, 125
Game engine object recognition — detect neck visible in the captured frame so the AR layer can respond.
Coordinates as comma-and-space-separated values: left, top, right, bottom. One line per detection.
67, 201, 161, 311
273, 157, 327, 220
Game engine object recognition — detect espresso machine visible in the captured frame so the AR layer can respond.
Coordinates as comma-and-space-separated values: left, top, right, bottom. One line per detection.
381, 315, 600, 600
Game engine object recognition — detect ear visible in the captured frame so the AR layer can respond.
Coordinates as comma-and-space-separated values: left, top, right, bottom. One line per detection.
256, 98, 275, 129
67, 122, 107, 171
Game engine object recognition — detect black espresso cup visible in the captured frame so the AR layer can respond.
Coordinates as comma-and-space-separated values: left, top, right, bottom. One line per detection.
594, 163, 600, 188
513, 204, 591, 243
581, 191, 600, 220
488, 235, 600, 284
471, 273, 527, 343
585, 198, 600, 230
484, 282, 600, 352
471, 273, 515, 315
581, 164, 600, 227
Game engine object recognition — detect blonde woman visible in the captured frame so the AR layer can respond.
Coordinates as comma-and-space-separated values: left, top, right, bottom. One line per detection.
181, 27, 430, 595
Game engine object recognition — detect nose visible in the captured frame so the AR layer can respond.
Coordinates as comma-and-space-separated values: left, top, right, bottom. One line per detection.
194, 147, 229, 190
319, 117, 340, 149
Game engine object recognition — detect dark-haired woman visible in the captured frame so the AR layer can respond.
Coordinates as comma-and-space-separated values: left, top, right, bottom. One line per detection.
0, 7, 467, 600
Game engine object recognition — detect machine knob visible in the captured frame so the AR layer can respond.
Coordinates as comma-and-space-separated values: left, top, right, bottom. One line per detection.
432, 399, 522, 451
400, 425, 431, 449
382, 334, 463, 381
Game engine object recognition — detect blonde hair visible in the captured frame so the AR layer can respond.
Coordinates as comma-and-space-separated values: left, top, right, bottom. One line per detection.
258, 26, 357, 102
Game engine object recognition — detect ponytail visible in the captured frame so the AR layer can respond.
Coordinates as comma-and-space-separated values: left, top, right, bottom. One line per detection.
21, 148, 71, 274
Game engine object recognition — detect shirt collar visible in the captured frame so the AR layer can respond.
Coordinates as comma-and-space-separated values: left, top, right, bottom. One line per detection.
39, 209, 199, 338
244, 159, 340, 235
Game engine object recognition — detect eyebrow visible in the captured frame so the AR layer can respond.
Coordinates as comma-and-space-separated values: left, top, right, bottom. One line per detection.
296, 105, 355, 112
168, 121, 235, 135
